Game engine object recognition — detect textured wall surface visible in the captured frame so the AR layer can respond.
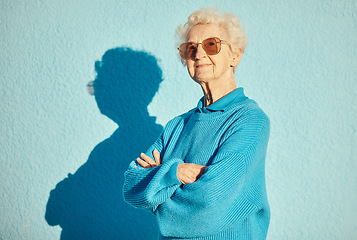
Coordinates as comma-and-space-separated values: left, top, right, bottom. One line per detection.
1, 0, 356, 239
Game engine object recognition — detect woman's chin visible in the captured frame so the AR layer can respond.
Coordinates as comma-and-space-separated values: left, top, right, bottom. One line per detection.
193, 73, 214, 83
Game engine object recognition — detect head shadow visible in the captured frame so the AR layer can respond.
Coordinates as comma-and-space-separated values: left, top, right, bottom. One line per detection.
45, 47, 163, 239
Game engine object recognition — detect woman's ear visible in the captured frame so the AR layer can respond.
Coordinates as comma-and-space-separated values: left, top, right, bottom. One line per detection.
230, 48, 243, 68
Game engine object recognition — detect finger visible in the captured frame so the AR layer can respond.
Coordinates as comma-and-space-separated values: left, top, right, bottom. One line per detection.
197, 170, 205, 179
195, 166, 206, 179
186, 167, 205, 181
137, 158, 151, 168
153, 149, 161, 165
198, 166, 207, 174
180, 176, 192, 184
183, 179, 191, 184
191, 164, 206, 169
140, 153, 156, 166
182, 171, 197, 184
188, 175, 197, 183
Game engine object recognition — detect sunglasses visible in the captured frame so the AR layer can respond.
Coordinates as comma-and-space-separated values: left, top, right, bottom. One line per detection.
178, 37, 225, 60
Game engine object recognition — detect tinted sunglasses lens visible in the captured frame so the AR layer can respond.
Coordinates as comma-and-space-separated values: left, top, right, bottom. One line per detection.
179, 42, 196, 60
202, 37, 221, 55
179, 38, 221, 60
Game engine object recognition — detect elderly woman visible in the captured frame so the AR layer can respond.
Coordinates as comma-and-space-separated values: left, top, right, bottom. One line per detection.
123, 8, 270, 240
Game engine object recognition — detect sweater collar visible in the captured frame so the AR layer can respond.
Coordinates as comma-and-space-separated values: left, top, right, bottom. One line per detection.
196, 87, 247, 113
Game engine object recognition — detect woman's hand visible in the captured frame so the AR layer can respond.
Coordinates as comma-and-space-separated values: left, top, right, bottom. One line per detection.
136, 149, 161, 168
136, 151, 206, 184
177, 163, 207, 184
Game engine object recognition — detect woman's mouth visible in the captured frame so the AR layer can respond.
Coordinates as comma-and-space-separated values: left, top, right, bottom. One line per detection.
195, 64, 211, 68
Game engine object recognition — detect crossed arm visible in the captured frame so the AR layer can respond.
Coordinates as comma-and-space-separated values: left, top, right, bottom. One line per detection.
136, 149, 206, 184
124, 110, 270, 237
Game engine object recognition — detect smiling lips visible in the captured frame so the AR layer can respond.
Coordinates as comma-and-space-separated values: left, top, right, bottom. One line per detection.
195, 64, 211, 68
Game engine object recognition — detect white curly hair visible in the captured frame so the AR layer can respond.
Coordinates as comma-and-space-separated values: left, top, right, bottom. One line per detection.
176, 8, 248, 65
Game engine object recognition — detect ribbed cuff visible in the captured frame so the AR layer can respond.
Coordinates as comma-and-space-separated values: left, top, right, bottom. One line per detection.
163, 161, 182, 186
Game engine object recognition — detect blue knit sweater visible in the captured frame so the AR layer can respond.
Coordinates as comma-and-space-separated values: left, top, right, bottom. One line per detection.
123, 88, 270, 239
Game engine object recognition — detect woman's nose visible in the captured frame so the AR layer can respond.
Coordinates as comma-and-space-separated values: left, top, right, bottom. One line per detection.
195, 44, 206, 59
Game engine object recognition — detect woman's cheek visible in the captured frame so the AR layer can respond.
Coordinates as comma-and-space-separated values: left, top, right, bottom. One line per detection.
187, 62, 196, 79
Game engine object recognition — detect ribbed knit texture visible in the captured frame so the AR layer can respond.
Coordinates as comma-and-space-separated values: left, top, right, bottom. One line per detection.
123, 88, 270, 239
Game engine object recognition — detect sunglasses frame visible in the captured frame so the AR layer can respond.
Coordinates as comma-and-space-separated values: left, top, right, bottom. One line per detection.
178, 37, 225, 60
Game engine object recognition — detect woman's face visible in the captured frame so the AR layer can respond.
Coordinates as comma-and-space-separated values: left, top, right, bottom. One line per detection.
186, 23, 235, 84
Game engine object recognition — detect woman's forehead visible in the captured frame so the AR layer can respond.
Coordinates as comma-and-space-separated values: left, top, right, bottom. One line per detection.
187, 23, 227, 42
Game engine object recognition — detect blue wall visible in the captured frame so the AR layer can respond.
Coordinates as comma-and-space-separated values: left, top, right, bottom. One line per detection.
1, 0, 356, 239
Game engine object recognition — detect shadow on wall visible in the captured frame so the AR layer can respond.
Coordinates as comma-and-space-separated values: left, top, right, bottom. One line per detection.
45, 47, 163, 239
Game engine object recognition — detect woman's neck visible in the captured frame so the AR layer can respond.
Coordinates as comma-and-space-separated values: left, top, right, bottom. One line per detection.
200, 78, 237, 107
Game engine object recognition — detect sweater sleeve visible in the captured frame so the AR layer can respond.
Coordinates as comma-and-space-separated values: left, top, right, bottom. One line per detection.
156, 111, 270, 238
123, 129, 184, 211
